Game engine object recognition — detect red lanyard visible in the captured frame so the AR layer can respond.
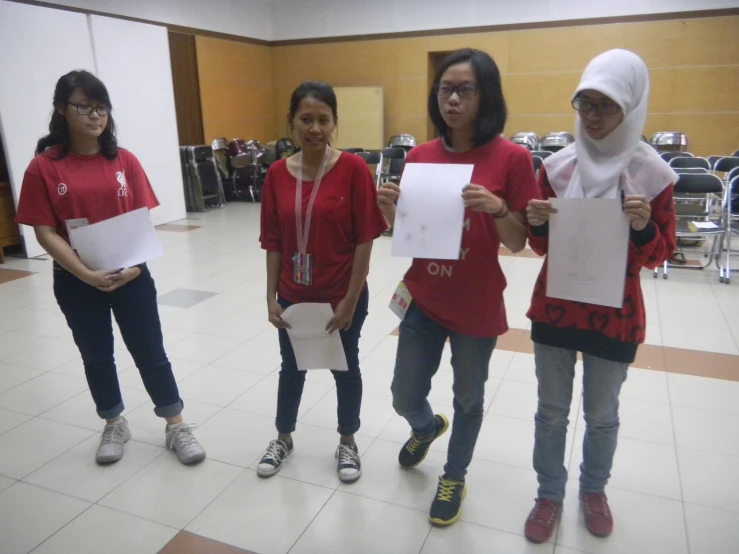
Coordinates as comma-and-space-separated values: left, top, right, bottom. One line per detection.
295, 146, 331, 254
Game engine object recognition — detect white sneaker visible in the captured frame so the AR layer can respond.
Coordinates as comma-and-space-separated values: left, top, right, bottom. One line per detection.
257, 440, 293, 477
166, 423, 206, 465
96, 417, 131, 464
336, 443, 362, 483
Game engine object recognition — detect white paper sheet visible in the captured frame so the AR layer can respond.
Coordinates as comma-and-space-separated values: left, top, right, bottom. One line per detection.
69, 207, 164, 271
547, 198, 630, 309
280, 303, 349, 371
391, 163, 474, 260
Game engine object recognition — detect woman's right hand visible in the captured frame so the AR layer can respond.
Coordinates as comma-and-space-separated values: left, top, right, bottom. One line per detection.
268, 299, 291, 329
526, 199, 558, 227
80, 269, 118, 289
377, 182, 400, 210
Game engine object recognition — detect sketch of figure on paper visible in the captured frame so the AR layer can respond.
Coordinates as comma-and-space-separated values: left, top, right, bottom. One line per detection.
567, 220, 595, 281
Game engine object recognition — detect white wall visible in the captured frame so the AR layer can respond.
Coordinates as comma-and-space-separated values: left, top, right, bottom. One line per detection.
25, 0, 273, 40
89, 16, 186, 228
269, 0, 739, 41
0, 1, 96, 258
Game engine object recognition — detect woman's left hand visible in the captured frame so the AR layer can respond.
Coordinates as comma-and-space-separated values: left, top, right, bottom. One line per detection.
462, 184, 504, 214
623, 195, 651, 231
326, 295, 357, 334
99, 266, 141, 292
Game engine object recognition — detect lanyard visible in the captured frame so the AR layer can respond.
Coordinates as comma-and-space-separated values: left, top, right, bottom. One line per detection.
295, 145, 331, 254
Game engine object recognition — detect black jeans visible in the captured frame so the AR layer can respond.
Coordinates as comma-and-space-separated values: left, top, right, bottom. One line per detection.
53, 264, 183, 420
275, 284, 369, 436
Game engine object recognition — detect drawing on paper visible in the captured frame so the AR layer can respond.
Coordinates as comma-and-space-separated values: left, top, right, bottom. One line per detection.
567, 221, 595, 281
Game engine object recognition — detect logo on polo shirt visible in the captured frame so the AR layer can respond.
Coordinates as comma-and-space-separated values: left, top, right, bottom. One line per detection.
57, 183, 67, 195
116, 171, 128, 197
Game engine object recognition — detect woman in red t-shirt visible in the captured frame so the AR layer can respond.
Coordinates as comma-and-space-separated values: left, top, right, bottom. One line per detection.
377, 48, 539, 526
15, 70, 205, 466
522, 50, 677, 543
258, 81, 387, 483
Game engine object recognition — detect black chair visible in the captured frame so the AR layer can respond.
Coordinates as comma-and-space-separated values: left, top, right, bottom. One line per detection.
532, 155, 544, 174
714, 157, 739, 176
381, 147, 406, 183
675, 168, 708, 174
733, 149, 739, 157
355, 151, 384, 188
660, 151, 693, 162
708, 155, 725, 170
531, 150, 552, 160
669, 156, 710, 170
344, 148, 365, 154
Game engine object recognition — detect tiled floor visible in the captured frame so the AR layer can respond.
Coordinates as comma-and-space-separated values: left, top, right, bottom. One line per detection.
0, 203, 738, 554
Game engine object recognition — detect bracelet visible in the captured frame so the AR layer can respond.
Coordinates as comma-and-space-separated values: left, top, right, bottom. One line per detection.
493, 202, 510, 219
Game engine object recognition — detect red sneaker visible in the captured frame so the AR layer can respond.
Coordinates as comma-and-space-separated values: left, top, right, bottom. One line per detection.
524, 499, 562, 543
580, 492, 614, 537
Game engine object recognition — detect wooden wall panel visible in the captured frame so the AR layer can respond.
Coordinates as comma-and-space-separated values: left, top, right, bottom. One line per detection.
195, 36, 274, 143
168, 32, 204, 145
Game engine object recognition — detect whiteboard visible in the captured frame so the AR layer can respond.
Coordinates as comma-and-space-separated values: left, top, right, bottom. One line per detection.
333, 87, 384, 151
89, 16, 186, 228
0, 1, 96, 258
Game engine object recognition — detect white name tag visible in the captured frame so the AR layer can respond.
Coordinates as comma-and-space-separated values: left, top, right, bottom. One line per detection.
389, 281, 412, 320
65, 218, 89, 249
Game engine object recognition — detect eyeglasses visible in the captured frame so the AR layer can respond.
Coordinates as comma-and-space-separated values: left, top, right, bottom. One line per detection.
437, 83, 478, 100
68, 102, 109, 117
572, 97, 620, 115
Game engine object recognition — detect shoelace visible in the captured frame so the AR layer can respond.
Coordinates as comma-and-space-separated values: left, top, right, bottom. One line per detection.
583, 493, 611, 517
436, 478, 461, 503
335, 444, 360, 466
262, 440, 287, 462
100, 420, 126, 445
167, 423, 198, 450
530, 499, 558, 524
405, 433, 423, 455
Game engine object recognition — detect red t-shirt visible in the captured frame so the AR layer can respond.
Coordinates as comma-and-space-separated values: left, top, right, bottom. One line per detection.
259, 152, 387, 304
15, 146, 159, 243
402, 137, 539, 338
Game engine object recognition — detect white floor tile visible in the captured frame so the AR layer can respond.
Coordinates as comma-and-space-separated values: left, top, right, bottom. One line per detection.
39, 387, 150, 432
186, 472, 333, 554
15, 313, 71, 339
0, 482, 90, 554
177, 365, 266, 407
576, 396, 674, 446
165, 333, 242, 365
0, 474, 15, 493
568, 430, 681, 500
668, 373, 739, 415
488, 380, 539, 421
300, 391, 396, 439
123, 399, 222, 448
0, 362, 45, 394
684, 502, 739, 554
0, 332, 53, 361
503, 352, 538, 384
359, 358, 395, 396
291, 491, 431, 554
229, 374, 332, 419
422, 521, 555, 554
0, 307, 57, 332
100, 455, 243, 528
210, 340, 284, 373
620, 368, 669, 404
661, 325, 738, 355
2, 337, 82, 371
24, 434, 164, 502
679, 448, 739, 513
365, 335, 399, 362
556, 480, 688, 554
199, 309, 271, 341
30, 504, 177, 554
0, 408, 32, 436
0, 372, 88, 416
672, 405, 739, 457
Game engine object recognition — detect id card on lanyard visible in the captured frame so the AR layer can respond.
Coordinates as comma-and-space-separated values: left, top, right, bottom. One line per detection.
293, 146, 331, 286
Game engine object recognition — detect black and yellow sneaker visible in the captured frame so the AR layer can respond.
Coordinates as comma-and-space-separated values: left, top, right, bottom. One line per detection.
398, 414, 449, 469
429, 475, 467, 526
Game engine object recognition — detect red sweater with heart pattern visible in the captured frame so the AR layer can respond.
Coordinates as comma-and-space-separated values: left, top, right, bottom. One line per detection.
526, 168, 675, 363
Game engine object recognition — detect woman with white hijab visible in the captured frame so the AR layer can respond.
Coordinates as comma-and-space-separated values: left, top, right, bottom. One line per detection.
522, 50, 677, 543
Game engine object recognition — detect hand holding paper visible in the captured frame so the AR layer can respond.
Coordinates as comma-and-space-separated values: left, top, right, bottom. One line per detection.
280, 303, 349, 371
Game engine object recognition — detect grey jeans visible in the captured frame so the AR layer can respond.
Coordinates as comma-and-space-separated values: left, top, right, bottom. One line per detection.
533, 342, 628, 503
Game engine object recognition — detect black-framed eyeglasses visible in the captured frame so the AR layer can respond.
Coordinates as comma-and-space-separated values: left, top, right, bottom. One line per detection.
68, 102, 109, 116
571, 96, 620, 115
436, 83, 478, 100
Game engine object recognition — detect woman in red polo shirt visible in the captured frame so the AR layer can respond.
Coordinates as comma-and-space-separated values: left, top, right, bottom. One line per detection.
258, 81, 386, 483
522, 50, 676, 543
15, 70, 205, 466
377, 48, 539, 526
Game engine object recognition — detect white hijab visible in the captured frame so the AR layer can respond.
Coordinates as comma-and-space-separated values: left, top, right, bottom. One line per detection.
544, 49, 677, 201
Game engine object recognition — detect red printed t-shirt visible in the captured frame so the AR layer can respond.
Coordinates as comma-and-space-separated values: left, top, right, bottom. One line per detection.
402, 137, 539, 338
259, 152, 387, 305
15, 146, 159, 243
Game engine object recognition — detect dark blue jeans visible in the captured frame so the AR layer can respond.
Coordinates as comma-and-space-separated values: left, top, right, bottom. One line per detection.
276, 284, 369, 436
54, 264, 183, 420
391, 303, 496, 480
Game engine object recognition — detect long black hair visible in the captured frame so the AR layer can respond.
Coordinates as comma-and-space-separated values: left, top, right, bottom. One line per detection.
288, 81, 338, 122
36, 70, 118, 160
428, 48, 507, 148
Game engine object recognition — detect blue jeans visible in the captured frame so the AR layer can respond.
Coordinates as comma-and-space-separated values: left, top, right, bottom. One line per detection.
275, 285, 368, 436
54, 264, 183, 420
391, 303, 496, 480
533, 342, 628, 503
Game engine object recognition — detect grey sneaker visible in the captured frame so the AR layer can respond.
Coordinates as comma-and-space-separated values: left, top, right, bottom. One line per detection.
336, 443, 362, 483
166, 423, 206, 465
96, 417, 131, 464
